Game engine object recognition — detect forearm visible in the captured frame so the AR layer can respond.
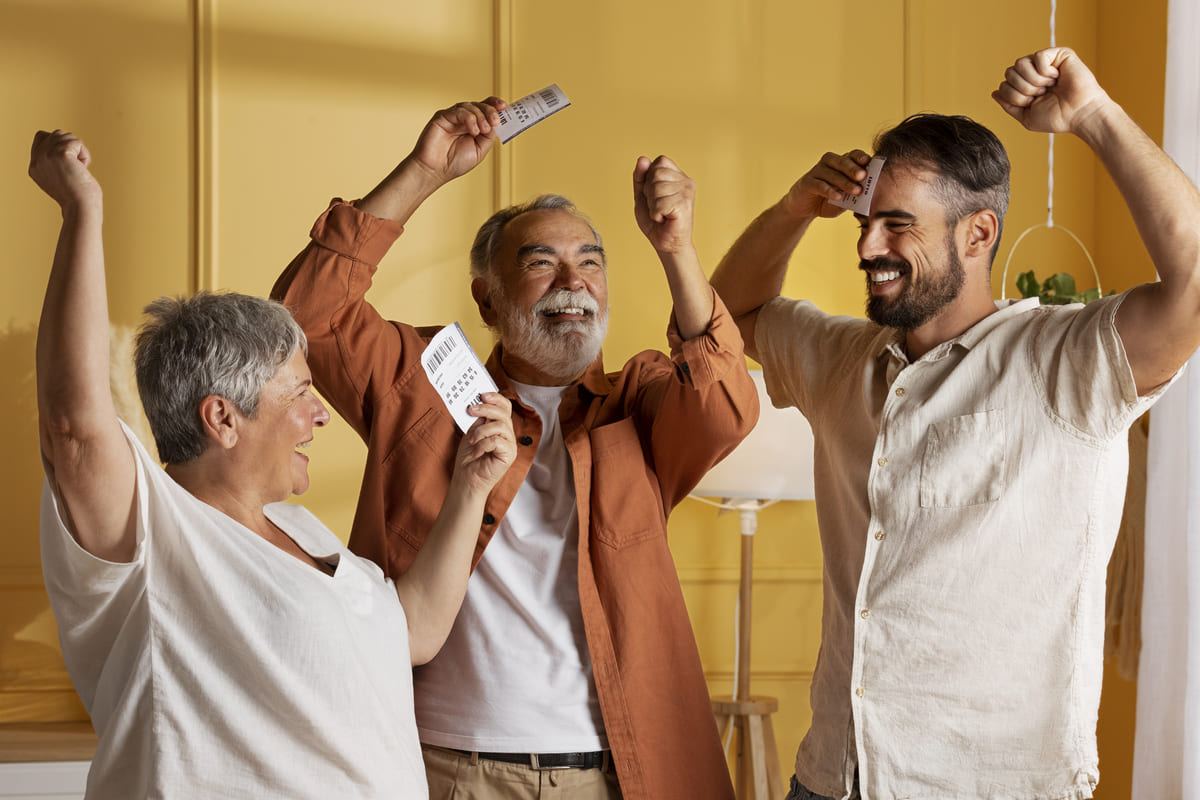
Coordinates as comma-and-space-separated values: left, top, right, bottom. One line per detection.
36, 203, 116, 440
710, 196, 815, 316
659, 245, 715, 340
356, 155, 448, 225
394, 476, 489, 665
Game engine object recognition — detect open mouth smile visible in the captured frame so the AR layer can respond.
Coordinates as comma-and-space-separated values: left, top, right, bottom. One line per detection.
541, 307, 592, 318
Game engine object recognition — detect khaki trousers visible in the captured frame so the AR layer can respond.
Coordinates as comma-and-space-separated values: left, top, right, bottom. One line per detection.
422, 745, 622, 800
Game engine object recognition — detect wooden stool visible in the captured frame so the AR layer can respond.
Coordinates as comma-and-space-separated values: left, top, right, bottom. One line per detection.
713, 695, 783, 800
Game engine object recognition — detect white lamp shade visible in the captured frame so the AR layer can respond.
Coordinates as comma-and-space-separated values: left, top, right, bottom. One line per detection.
692, 370, 815, 501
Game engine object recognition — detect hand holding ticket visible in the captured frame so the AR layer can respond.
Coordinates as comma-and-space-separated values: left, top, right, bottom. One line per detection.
422, 323, 500, 433
828, 156, 886, 215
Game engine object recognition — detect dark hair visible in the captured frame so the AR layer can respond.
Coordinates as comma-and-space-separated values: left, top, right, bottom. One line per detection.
134, 291, 306, 464
874, 113, 1010, 258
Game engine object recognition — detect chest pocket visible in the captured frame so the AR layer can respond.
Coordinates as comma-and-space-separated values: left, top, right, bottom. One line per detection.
589, 418, 666, 549
919, 410, 1006, 508
382, 405, 457, 550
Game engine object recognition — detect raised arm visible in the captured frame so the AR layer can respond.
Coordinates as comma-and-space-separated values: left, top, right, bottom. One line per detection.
394, 393, 515, 665
31, 131, 136, 562
709, 149, 872, 359
356, 97, 507, 224
271, 98, 509, 434
632, 155, 715, 339
994, 46, 1200, 395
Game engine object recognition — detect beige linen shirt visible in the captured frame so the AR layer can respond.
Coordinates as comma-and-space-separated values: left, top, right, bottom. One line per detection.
756, 293, 1171, 800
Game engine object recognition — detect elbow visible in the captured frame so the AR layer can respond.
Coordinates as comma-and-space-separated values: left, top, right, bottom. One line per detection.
731, 375, 761, 441
409, 634, 447, 667
407, 617, 453, 667
38, 409, 90, 468
730, 309, 761, 362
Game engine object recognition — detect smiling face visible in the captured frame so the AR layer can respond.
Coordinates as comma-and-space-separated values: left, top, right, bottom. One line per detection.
476, 208, 610, 385
235, 348, 330, 502
855, 163, 967, 331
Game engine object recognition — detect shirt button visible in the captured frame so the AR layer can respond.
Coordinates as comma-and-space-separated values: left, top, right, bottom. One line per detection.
895, 387, 906, 397
860, 609, 871, 619
483, 513, 496, 525
855, 687, 866, 697
878, 457, 888, 467
519, 435, 534, 446
874, 530, 886, 541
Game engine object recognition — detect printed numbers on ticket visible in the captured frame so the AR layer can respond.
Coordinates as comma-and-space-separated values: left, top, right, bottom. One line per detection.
422, 323, 500, 434
494, 84, 571, 143
829, 156, 886, 215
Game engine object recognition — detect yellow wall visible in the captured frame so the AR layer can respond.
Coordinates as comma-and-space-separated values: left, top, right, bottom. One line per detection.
2, 1, 1164, 796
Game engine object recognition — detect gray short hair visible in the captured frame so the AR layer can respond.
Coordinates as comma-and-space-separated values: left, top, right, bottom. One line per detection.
469, 194, 603, 282
133, 291, 307, 464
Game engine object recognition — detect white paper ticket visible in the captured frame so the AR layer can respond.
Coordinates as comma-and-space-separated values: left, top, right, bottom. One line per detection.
422, 323, 500, 434
829, 156, 886, 215
494, 84, 571, 143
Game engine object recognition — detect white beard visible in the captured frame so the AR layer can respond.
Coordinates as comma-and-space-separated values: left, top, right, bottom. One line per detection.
495, 287, 608, 384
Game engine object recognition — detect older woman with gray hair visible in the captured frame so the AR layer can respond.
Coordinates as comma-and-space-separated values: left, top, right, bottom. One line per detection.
30, 129, 515, 800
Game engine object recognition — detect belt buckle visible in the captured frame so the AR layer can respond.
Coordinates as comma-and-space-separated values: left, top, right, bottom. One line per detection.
531, 753, 572, 770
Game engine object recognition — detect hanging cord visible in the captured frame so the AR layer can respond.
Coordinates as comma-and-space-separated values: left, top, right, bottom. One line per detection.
1047, 0, 1056, 228
1000, 0, 1101, 299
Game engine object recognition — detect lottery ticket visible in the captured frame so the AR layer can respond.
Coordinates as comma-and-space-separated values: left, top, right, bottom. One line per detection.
494, 84, 571, 143
829, 156, 886, 215
422, 323, 500, 434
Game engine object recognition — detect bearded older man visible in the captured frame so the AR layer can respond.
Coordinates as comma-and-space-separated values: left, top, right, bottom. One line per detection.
272, 98, 756, 800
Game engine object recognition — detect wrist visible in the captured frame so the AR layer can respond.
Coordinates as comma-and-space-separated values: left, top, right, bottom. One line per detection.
397, 154, 448, 196
778, 190, 818, 225
655, 240, 698, 261
446, 468, 492, 508
61, 194, 103, 226
1069, 92, 1121, 147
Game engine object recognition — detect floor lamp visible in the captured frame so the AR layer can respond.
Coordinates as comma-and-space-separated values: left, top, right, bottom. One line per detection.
691, 370, 815, 800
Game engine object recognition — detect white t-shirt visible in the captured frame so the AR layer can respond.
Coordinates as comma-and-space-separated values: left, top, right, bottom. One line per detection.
40, 423, 427, 800
413, 380, 606, 752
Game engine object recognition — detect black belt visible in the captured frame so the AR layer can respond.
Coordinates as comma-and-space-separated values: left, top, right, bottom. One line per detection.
453, 749, 607, 769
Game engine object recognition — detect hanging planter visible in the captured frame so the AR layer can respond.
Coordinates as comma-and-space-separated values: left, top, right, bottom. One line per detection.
1015, 269, 1114, 305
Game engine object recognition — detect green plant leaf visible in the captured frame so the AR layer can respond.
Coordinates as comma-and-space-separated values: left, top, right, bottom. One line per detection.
1042, 272, 1078, 298
1016, 270, 1040, 299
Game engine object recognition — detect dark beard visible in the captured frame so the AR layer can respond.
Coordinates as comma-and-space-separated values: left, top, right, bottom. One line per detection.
863, 242, 965, 330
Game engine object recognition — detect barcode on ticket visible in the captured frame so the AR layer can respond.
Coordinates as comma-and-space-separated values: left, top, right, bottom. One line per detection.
425, 336, 459, 372
494, 83, 571, 143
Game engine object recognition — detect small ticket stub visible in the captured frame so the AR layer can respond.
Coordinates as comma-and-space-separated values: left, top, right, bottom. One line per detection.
494, 84, 571, 143
829, 156, 886, 215
422, 323, 500, 434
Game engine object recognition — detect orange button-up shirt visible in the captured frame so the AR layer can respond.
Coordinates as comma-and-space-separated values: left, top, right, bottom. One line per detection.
272, 200, 757, 800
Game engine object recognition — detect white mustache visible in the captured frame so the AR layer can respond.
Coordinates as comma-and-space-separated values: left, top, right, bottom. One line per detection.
532, 288, 600, 316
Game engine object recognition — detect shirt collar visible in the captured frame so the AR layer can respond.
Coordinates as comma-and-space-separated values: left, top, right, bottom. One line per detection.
875, 297, 1042, 365
484, 344, 612, 404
